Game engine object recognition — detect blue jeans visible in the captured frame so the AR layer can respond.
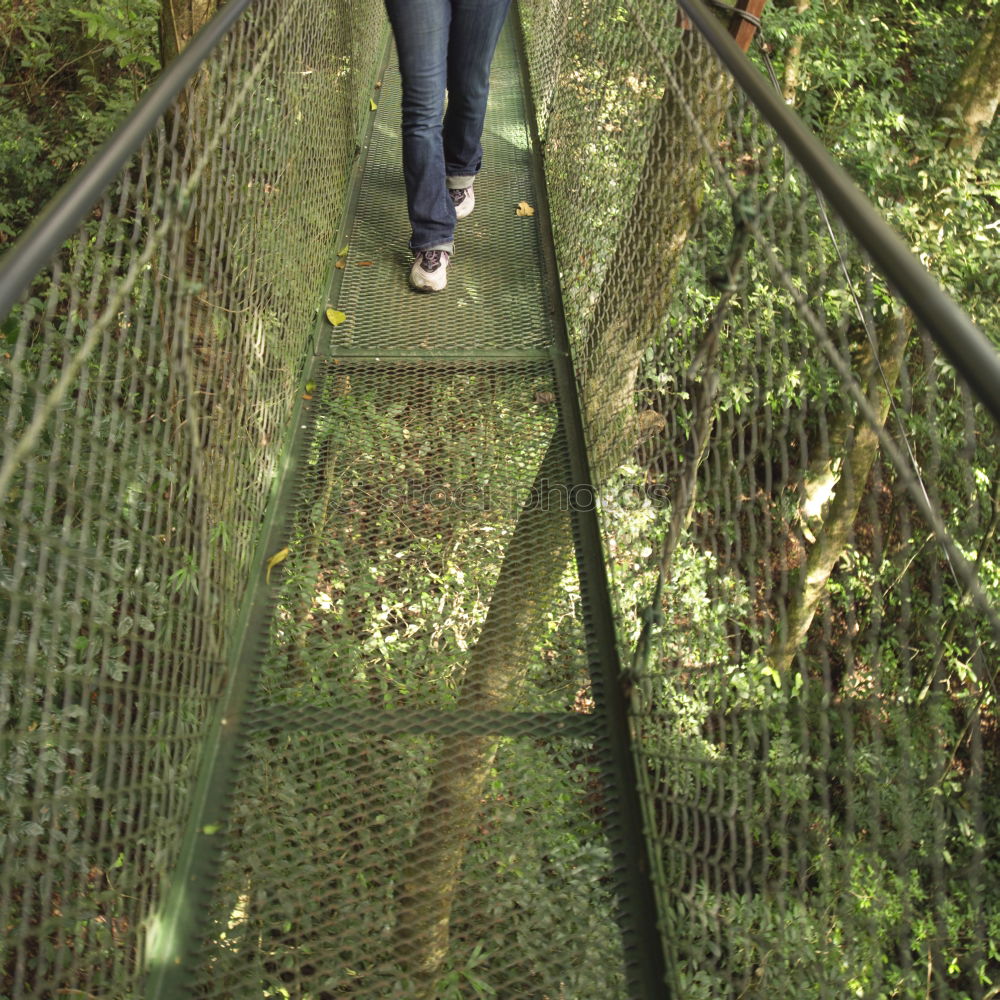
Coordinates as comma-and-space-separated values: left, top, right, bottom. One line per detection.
384, 0, 512, 253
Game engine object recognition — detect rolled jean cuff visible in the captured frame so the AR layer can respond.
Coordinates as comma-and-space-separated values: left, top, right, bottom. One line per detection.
418, 241, 454, 255
446, 175, 476, 190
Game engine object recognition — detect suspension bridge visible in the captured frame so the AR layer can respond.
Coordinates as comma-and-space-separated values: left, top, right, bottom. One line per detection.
2, 1, 998, 997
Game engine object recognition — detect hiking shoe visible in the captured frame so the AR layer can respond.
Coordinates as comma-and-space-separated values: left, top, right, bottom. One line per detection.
410, 249, 450, 292
450, 186, 475, 220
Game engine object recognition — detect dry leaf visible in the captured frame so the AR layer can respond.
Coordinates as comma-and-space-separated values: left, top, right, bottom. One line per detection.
334, 259, 346, 270
534, 390, 556, 406
515, 200, 535, 217
356, 260, 373, 267
265, 547, 289, 584
330, 374, 352, 398
326, 308, 347, 327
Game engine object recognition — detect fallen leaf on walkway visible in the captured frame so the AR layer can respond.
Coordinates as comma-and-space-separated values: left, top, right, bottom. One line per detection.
337, 245, 349, 257
335, 259, 346, 269
356, 260, 373, 267
266, 547, 289, 584
370, 98, 378, 111
516, 201, 535, 216
326, 308, 347, 327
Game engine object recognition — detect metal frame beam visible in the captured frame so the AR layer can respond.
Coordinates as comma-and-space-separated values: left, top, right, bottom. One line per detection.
513, 5, 675, 997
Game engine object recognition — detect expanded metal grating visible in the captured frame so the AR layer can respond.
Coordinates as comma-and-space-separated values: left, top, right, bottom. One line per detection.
183, 360, 634, 998
175, 22, 659, 999
325, 24, 552, 357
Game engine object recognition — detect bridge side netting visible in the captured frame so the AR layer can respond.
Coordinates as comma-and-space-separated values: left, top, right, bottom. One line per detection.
520, 0, 1000, 995
0, 2, 384, 995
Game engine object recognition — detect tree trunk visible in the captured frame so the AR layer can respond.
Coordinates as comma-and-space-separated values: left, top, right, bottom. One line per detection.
579, 30, 733, 478
781, 0, 811, 105
768, 311, 912, 673
160, 0, 220, 65
943, 4, 1000, 160
394, 438, 574, 995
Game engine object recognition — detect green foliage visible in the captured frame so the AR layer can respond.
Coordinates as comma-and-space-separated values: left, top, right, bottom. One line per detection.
0, 0, 160, 242
767, 0, 1000, 331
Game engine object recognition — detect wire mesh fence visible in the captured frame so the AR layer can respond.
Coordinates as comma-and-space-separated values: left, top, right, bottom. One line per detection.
3, 0, 999, 997
521, 0, 1000, 995
0, 0, 385, 995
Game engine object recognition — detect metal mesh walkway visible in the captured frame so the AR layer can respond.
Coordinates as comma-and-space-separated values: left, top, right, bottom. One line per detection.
327, 32, 551, 357
169, 23, 651, 999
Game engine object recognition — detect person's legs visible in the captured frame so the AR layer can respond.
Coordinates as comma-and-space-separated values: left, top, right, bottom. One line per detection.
443, 0, 512, 190
384, 0, 455, 253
